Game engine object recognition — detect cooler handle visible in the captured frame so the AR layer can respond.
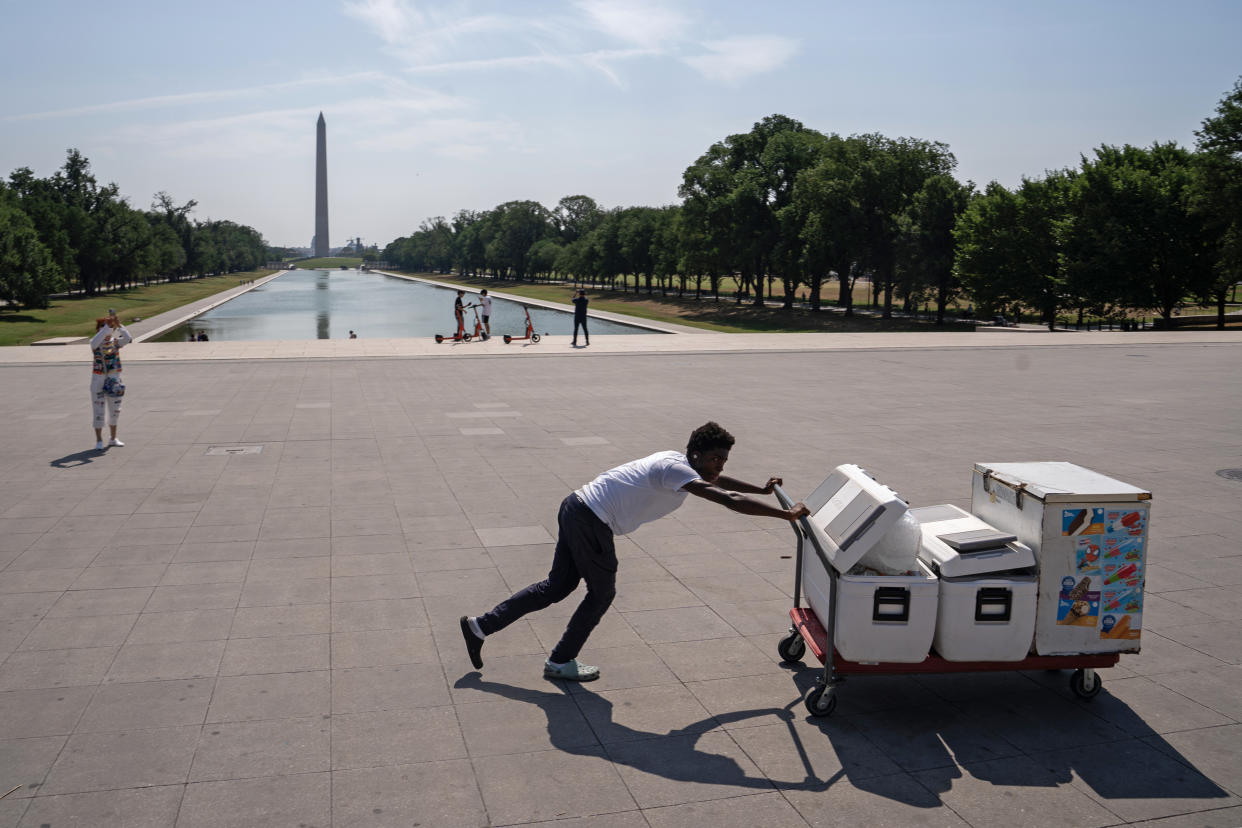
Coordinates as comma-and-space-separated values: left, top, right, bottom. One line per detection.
974, 587, 1013, 622
872, 587, 910, 622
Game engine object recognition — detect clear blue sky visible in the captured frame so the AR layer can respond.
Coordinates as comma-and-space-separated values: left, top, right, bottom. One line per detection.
2, 0, 1238, 249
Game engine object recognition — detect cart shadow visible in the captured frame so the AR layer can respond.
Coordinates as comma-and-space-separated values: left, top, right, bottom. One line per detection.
50, 448, 103, 468
455, 673, 832, 793
787, 667, 1231, 808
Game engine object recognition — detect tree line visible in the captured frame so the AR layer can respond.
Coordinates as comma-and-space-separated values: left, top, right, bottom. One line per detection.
1, 150, 270, 310
385, 78, 1241, 329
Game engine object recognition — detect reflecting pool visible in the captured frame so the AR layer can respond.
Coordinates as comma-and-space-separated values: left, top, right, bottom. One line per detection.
151, 270, 654, 341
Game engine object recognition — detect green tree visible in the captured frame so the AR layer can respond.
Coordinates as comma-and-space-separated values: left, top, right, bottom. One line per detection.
0, 189, 65, 309
1193, 77, 1242, 328
1073, 144, 1213, 325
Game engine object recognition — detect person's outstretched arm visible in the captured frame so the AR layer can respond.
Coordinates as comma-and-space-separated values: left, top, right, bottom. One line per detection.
683, 479, 808, 521
713, 474, 783, 495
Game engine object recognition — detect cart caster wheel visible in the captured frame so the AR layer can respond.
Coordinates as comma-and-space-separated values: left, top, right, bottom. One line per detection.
1070, 669, 1102, 700
805, 684, 837, 717
777, 632, 806, 664
503, 335, 512, 344
531, 333, 541, 343
462, 334, 471, 342
434, 335, 444, 343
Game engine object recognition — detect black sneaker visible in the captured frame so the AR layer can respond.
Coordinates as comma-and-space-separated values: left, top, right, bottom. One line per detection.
460, 616, 484, 669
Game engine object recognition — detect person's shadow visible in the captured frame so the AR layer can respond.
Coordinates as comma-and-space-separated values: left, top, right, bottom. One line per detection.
50, 448, 102, 469
454, 673, 831, 792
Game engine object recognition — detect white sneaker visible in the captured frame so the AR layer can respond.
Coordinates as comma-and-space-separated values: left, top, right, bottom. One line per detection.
108, 438, 124, 447
95, 440, 104, 451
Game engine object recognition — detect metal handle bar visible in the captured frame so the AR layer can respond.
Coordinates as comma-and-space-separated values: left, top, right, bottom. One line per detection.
773, 484, 834, 578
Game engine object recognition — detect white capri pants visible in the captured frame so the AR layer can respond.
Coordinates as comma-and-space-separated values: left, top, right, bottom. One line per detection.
90, 374, 123, 429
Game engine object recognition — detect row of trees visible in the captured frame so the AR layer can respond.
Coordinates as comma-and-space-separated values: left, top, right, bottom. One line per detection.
958, 80, 1241, 328
386, 79, 1241, 329
385, 118, 973, 322
1, 150, 269, 309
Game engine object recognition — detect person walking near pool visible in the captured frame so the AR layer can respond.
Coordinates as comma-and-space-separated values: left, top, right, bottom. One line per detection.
459, 422, 809, 681
89, 311, 131, 451
478, 289, 492, 339
572, 289, 589, 346
454, 290, 466, 336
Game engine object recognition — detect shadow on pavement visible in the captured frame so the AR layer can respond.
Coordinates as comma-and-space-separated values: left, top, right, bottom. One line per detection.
785, 665, 1231, 809
50, 448, 102, 468
455, 673, 832, 793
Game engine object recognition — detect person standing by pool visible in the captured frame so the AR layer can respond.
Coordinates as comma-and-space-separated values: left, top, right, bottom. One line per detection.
90, 311, 131, 451
572, 289, 589, 347
454, 290, 466, 336
478, 289, 492, 340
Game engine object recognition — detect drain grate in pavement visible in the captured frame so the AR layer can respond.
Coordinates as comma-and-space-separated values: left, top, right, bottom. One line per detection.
206, 445, 264, 456
1216, 469, 1242, 482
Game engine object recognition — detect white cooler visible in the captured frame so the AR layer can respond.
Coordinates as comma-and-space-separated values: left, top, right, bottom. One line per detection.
801, 465, 938, 664
912, 505, 1038, 661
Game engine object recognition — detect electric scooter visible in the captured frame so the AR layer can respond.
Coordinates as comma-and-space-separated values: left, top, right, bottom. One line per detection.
467, 303, 489, 341
503, 306, 542, 344
434, 307, 471, 343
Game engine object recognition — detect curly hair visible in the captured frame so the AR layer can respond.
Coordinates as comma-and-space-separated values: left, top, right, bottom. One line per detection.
686, 421, 735, 456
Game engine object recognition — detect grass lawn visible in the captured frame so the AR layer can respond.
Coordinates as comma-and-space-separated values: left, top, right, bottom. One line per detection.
296, 257, 362, 269
401, 272, 975, 333
0, 270, 273, 347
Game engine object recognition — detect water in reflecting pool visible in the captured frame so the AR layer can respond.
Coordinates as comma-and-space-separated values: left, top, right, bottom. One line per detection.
152, 270, 654, 341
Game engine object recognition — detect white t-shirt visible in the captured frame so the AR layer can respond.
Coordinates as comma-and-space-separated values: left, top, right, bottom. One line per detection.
577, 451, 701, 535
479, 295, 492, 316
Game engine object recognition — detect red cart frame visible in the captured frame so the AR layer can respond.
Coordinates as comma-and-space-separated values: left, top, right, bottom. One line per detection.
772, 485, 1119, 717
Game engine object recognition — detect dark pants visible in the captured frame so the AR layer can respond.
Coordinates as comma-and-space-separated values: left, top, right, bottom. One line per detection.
477, 494, 616, 663
573, 317, 589, 344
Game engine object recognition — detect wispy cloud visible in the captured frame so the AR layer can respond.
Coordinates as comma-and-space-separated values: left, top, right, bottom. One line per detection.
402, 47, 655, 87
575, 0, 690, 48
107, 90, 470, 161
683, 35, 800, 83
3, 72, 391, 123
342, 0, 522, 63
342, 2, 797, 87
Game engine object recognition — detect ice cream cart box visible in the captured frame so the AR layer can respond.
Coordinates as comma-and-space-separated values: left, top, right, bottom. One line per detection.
970, 462, 1150, 656
911, 504, 1038, 662
801, 464, 937, 663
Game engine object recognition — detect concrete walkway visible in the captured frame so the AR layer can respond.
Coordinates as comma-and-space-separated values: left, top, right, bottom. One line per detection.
0, 324, 1239, 826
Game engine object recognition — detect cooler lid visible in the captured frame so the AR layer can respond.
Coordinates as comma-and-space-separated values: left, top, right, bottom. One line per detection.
974, 462, 1150, 503
804, 464, 908, 573
911, 504, 1036, 577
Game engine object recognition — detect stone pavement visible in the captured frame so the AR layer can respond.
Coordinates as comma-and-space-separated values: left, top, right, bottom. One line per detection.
0, 329, 1239, 827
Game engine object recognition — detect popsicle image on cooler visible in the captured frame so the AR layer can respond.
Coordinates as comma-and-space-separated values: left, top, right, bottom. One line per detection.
1065, 509, 1087, 535
1105, 563, 1138, 585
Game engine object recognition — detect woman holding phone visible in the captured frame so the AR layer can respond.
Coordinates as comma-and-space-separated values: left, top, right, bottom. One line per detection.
89, 310, 131, 450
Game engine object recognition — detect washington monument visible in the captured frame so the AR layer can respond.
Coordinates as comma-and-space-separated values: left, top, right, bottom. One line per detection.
314, 112, 329, 257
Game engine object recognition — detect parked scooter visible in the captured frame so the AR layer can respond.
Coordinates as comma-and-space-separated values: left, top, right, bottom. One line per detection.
503, 306, 542, 344
434, 305, 470, 343
467, 303, 489, 340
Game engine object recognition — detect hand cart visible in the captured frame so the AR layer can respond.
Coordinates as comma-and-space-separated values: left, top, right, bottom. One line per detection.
772, 485, 1119, 717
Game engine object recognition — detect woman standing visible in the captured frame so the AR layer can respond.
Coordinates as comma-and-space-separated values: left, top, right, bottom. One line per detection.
90, 311, 131, 451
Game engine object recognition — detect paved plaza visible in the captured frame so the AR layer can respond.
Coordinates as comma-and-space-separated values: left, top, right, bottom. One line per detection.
0, 328, 1239, 827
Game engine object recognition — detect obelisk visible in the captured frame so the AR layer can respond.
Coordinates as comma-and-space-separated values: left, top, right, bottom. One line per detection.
314, 112, 329, 257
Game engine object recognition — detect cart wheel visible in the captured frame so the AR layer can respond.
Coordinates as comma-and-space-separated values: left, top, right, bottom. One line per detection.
1070, 669, 1102, 700
503, 335, 512, 344
777, 632, 806, 664
434, 334, 444, 343
462, 334, 471, 342
805, 684, 837, 717
531, 333, 541, 343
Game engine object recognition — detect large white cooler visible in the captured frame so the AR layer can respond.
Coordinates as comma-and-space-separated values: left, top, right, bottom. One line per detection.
971, 462, 1150, 656
912, 505, 1038, 661
801, 465, 938, 663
